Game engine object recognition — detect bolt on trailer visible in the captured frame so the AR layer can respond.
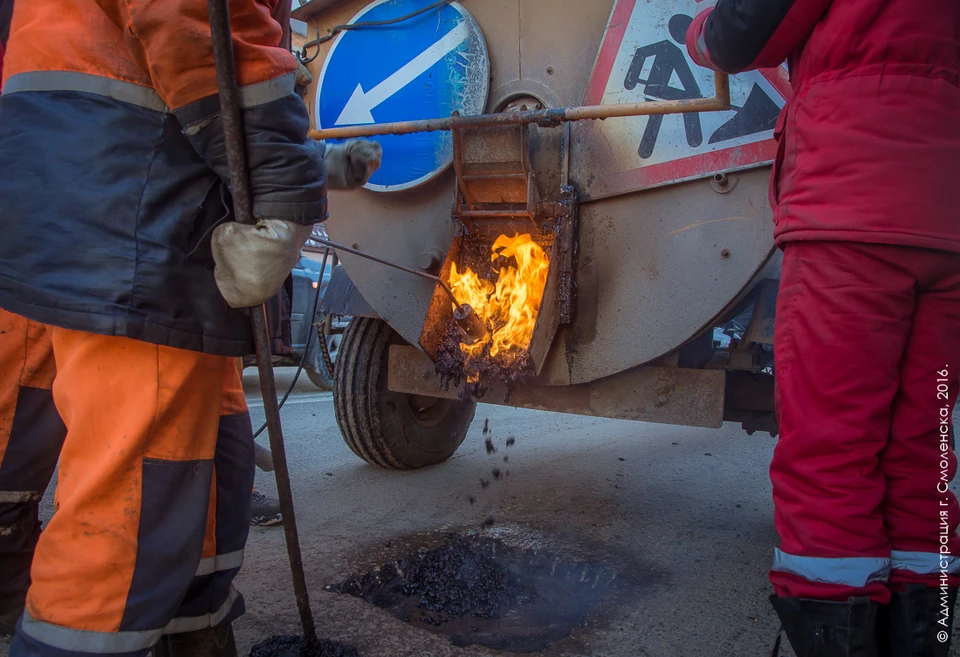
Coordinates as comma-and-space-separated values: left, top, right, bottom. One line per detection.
294, 0, 787, 469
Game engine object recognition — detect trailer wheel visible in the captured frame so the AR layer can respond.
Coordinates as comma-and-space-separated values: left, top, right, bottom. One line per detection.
334, 317, 476, 469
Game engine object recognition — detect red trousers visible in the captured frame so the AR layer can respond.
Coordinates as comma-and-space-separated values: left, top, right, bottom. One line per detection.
771, 242, 960, 603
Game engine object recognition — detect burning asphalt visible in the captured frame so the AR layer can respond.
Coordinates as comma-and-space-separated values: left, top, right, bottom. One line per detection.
435, 232, 550, 399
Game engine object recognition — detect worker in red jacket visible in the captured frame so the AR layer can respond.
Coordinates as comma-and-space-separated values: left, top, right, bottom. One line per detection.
687, 0, 960, 654
0, 1, 378, 656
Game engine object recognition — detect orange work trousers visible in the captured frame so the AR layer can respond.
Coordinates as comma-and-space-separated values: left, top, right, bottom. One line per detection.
0, 310, 255, 657
0, 311, 65, 617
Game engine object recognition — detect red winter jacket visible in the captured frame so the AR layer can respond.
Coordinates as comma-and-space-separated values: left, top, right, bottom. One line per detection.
687, 0, 960, 253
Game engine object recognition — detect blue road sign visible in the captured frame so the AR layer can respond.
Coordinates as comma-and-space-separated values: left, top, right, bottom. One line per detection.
316, 0, 490, 193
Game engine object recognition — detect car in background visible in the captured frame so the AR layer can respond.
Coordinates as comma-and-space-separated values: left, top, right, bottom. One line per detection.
242, 255, 348, 390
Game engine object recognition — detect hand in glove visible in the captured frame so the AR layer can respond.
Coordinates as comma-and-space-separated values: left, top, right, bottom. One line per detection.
212, 219, 311, 309
209, 137, 381, 308
294, 60, 313, 100
293, 63, 382, 189
324, 139, 382, 189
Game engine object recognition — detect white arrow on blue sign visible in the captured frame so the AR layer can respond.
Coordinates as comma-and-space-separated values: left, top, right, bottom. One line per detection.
316, 0, 490, 193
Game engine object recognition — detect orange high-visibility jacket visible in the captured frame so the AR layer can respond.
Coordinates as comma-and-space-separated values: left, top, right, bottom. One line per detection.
0, 0, 329, 356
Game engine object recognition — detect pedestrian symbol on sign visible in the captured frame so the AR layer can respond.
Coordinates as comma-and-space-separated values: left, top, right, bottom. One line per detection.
623, 14, 703, 159
577, 0, 792, 200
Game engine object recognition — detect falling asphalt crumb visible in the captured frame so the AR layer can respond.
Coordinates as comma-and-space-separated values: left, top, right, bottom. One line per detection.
249, 635, 358, 657
617, 457, 625, 462
704, 453, 713, 457
505, 436, 516, 447
482, 516, 496, 528
503, 456, 509, 463
485, 437, 496, 454
325, 472, 334, 476
468, 495, 476, 505
480, 478, 490, 489
671, 442, 679, 445
483, 418, 489, 433
492, 468, 501, 480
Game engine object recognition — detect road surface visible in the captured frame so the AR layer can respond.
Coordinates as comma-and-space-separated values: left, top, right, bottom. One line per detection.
3, 368, 958, 656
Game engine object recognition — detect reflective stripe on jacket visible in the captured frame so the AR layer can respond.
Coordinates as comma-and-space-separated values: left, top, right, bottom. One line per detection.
0, 0, 328, 355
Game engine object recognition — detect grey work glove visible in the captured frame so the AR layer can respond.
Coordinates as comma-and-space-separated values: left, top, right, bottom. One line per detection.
211, 136, 380, 308
324, 139, 382, 189
212, 219, 312, 308
293, 62, 383, 189
294, 60, 313, 100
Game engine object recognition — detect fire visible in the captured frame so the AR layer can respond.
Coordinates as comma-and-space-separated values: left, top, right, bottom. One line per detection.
448, 234, 550, 358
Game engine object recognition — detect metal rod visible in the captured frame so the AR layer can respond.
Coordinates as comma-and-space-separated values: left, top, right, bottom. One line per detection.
207, 0, 317, 642
308, 73, 731, 140
309, 236, 460, 305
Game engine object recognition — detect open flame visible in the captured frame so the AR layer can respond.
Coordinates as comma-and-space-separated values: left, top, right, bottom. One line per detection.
448, 234, 550, 359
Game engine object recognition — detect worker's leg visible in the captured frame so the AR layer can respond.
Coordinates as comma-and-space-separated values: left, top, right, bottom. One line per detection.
154, 359, 254, 654
880, 257, 960, 653
0, 310, 65, 633
768, 242, 920, 650
10, 328, 236, 657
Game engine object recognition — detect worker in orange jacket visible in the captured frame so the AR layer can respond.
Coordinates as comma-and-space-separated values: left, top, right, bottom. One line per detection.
0, 1, 379, 656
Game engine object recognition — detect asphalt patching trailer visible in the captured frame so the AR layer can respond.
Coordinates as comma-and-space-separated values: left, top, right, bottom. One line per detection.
294, 0, 787, 469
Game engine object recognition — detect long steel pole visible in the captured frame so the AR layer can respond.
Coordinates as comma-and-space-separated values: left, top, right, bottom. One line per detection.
207, 0, 317, 643
309, 72, 731, 141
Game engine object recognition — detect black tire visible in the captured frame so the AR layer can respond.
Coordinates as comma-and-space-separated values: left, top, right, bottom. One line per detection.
334, 317, 477, 469
305, 332, 342, 391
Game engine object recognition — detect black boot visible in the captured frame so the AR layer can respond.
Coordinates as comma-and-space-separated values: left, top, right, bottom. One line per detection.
0, 604, 23, 637
152, 624, 237, 657
878, 584, 958, 657
771, 595, 879, 656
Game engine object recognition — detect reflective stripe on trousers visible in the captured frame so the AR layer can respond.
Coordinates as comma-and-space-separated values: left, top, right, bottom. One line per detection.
772, 549, 960, 589
194, 550, 244, 578
891, 550, 960, 576
772, 549, 892, 588
17, 586, 242, 654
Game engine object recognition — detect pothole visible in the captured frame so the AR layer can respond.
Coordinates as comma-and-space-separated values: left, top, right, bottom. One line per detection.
249, 635, 359, 657
329, 531, 619, 653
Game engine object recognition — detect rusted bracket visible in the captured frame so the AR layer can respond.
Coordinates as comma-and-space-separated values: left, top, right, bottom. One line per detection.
309, 73, 730, 140
452, 123, 540, 231
556, 185, 578, 325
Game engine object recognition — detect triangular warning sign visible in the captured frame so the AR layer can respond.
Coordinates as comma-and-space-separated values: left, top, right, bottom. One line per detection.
579, 0, 792, 200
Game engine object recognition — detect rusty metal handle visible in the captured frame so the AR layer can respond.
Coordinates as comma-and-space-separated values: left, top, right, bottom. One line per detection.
309, 72, 730, 141
207, 0, 317, 643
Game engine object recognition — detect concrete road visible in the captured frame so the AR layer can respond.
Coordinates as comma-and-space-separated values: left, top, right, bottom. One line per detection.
3, 368, 958, 657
